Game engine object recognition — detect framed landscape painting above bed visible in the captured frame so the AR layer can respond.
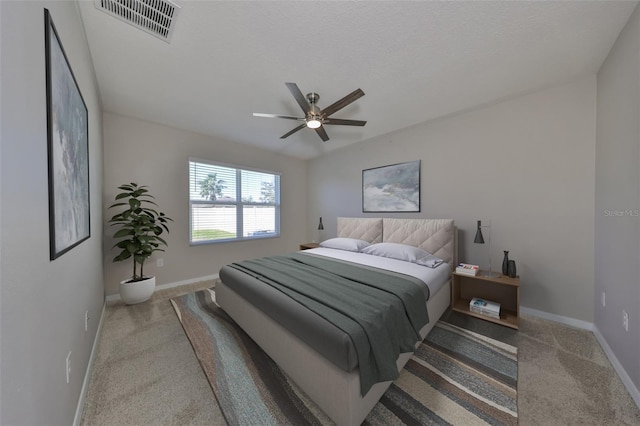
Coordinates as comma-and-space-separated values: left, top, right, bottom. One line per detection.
362, 160, 420, 212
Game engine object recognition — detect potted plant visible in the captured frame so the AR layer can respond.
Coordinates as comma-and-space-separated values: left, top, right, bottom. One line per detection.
108, 183, 173, 304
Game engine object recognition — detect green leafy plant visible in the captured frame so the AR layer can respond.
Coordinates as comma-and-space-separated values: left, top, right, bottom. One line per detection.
108, 183, 173, 282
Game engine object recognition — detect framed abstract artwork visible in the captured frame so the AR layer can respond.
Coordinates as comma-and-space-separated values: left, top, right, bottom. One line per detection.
362, 160, 420, 213
45, 9, 90, 260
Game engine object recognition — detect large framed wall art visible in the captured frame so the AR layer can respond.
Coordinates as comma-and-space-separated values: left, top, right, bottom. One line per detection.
45, 9, 90, 260
362, 160, 420, 213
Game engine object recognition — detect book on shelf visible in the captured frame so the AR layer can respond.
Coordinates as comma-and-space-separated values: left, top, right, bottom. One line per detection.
470, 305, 500, 316
469, 297, 500, 317
456, 263, 479, 276
470, 307, 500, 319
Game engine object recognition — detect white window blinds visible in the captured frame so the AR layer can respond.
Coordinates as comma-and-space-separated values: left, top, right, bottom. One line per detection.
189, 159, 280, 244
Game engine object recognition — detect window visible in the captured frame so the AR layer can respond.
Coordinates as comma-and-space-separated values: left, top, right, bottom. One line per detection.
189, 158, 281, 244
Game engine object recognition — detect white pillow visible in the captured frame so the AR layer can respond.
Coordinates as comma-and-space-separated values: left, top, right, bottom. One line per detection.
362, 242, 428, 261
319, 237, 371, 252
362, 242, 444, 267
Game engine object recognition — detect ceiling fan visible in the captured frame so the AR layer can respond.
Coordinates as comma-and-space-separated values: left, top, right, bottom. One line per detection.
253, 82, 366, 142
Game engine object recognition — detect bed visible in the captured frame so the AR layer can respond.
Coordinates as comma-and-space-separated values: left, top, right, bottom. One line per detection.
217, 217, 456, 425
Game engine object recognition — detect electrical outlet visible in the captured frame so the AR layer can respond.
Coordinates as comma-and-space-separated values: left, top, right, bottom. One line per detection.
623, 310, 629, 332
66, 352, 72, 384
601, 292, 606, 307
157, 258, 164, 268
85, 310, 89, 332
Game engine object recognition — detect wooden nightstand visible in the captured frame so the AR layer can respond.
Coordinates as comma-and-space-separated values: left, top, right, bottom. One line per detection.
451, 272, 520, 329
299, 242, 320, 250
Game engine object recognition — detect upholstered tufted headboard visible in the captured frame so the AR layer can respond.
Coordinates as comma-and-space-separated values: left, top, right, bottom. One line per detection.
336, 217, 456, 267
336, 217, 383, 244
382, 218, 455, 265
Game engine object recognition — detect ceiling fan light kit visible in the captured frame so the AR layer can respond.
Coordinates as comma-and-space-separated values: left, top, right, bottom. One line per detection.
306, 118, 322, 129
253, 82, 366, 142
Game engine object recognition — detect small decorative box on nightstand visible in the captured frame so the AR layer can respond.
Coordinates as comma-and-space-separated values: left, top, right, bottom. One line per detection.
299, 242, 320, 250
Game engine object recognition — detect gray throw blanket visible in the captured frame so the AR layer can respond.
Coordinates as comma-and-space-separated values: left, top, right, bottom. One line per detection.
229, 253, 429, 395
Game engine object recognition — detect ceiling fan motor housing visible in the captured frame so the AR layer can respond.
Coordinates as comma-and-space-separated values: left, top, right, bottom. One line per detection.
307, 104, 322, 118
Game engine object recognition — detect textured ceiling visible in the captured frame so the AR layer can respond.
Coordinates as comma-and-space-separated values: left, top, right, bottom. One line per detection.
78, 0, 637, 159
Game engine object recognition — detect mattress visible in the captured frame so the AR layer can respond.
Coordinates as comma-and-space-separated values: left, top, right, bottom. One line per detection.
218, 247, 450, 374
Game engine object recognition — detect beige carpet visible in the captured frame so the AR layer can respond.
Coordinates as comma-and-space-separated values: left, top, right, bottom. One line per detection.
81, 280, 640, 425
81, 281, 225, 425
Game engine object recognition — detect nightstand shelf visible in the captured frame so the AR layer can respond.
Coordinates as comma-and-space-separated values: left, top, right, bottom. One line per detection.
451, 272, 520, 330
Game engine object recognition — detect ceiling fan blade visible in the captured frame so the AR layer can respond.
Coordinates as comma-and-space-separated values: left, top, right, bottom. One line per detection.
285, 82, 310, 114
280, 123, 306, 139
253, 113, 304, 121
323, 118, 367, 126
315, 126, 330, 142
320, 88, 365, 118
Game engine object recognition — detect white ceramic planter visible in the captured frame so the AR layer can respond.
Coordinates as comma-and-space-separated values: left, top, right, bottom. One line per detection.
119, 276, 156, 305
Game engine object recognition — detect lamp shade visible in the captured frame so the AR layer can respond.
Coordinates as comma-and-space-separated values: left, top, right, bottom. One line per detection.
317, 217, 324, 230
473, 220, 485, 244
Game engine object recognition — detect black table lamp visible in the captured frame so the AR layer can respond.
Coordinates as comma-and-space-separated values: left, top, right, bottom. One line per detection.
474, 220, 499, 277
315, 217, 324, 243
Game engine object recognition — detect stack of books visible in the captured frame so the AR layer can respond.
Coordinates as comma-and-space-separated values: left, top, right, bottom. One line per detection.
455, 263, 479, 276
470, 297, 501, 319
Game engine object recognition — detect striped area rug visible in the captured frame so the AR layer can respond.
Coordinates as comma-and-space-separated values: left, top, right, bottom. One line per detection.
171, 288, 518, 426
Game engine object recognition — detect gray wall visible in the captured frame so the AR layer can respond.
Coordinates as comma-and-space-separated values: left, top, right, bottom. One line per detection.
102, 112, 308, 296
595, 4, 640, 393
309, 76, 596, 322
0, 1, 104, 424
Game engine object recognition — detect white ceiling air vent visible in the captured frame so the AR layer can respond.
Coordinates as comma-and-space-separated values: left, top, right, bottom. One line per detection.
94, 0, 181, 43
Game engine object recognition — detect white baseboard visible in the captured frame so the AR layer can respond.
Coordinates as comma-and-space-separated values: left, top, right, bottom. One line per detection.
73, 301, 107, 426
521, 305, 639, 409
592, 327, 640, 409
520, 306, 595, 331
105, 274, 219, 303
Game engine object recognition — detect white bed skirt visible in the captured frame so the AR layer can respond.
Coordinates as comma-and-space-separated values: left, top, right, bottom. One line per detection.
216, 279, 451, 426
